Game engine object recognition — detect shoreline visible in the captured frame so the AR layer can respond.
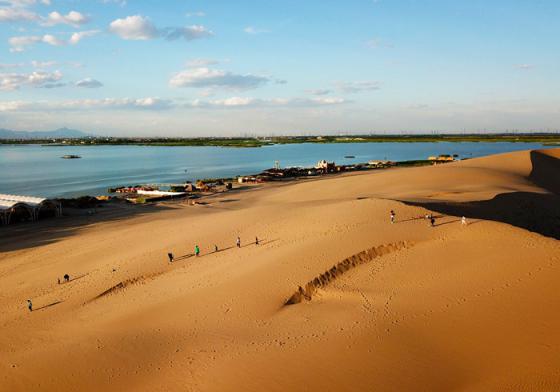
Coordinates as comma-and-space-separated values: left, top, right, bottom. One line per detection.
2, 142, 556, 200
0, 167, 391, 243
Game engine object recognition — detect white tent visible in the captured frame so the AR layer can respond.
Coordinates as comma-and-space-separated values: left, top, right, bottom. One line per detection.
0, 194, 62, 225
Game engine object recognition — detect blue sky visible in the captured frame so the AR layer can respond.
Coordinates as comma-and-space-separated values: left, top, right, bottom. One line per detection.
0, 0, 559, 136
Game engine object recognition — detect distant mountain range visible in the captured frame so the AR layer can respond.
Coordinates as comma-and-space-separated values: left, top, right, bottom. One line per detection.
0, 127, 89, 139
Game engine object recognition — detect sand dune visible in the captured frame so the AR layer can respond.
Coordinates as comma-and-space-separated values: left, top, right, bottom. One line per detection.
1, 149, 559, 391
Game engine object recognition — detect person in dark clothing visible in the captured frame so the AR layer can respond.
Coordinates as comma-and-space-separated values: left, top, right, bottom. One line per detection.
430, 217, 435, 227
214, 244, 218, 252
64, 274, 70, 282
27, 299, 32, 312
168, 252, 174, 263
255, 236, 259, 245
390, 210, 395, 224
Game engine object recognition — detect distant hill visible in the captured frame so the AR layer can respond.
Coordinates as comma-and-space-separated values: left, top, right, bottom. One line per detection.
0, 127, 89, 139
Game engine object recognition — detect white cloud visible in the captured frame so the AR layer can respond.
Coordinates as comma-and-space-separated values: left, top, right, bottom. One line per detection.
0, 95, 346, 113
336, 80, 381, 93
0, 100, 27, 111
109, 15, 214, 42
41, 33, 64, 46
43, 10, 89, 27
0, 97, 173, 111
170, 67, 269, 90
24, 70, 61, 86
8, 35, 41, 51
190, 96, 347, 109
9, 30, 98, 51
0, 7, 39, 22
57, 97, 173, 110
243, 26, 269, 34
0, 0, 50, 6
162, 25, 213, 41
132, 97, 171, 109
109, 15, 158, 40
69, 30, 99, 44
202, 96, 253, 107
75, 78, 103, 88
0, 69, 62, 90
0, 3, 89, 28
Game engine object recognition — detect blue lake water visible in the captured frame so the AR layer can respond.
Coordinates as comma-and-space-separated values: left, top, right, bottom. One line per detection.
0, 142, 550, 198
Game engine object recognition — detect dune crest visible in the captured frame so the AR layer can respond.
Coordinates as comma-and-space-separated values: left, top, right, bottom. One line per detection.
403, 148, 560, 239
285, 241, 411, 305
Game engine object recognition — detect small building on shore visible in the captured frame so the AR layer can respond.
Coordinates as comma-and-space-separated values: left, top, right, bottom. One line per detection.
368, 160, 394, 168
315, 160, 336, 173
428, 155, 455, 163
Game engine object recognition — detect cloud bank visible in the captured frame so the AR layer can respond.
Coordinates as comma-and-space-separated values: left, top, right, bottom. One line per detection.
109, 15, 213, 41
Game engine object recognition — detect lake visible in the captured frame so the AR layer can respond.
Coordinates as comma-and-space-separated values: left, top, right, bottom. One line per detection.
0, 142, 550, 198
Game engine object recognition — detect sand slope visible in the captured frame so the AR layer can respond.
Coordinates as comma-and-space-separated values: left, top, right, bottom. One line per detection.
1, 149, 559, 391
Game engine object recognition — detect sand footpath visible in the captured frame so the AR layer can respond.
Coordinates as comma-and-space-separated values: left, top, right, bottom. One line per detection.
1, 149, 559, 391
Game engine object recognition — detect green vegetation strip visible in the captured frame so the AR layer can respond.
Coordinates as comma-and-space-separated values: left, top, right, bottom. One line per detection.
2, 134, 560, 147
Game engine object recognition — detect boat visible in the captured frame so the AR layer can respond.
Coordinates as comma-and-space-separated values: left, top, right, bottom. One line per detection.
61, 155, 81, 159
344, 155, 355, 159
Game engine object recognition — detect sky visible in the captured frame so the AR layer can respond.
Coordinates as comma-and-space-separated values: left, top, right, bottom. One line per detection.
0, 0, 559, 136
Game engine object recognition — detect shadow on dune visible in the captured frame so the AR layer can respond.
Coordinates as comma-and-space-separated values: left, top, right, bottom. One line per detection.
529, 150, 560, 194
34, 300, 63, 311
0, 203, 173, 253
403, 150, 560, 240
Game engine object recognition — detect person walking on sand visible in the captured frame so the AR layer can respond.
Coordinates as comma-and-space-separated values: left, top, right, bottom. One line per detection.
214, 244, 218, 252
27, 299, 32, 312
195, 245, 200, 257
461, 216, 467, 226
236, 236, 241, 248
168, 252, 174, 263
64, 274, 70, 282
430, 216, 436, 227
390, 210, 395, 224
255, 236, 259, 245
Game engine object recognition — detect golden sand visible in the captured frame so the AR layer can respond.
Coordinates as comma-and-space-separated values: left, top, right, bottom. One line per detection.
1, 149, 559, 391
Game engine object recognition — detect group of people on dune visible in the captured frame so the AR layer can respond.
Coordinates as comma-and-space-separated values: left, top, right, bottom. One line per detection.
166, 235, 260, 263
390, 210, 467, 227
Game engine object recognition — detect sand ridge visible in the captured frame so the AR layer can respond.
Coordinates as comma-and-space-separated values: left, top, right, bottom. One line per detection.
286, 241, 411, 305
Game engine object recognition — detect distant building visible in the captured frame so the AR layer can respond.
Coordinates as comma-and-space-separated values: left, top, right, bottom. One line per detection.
315, 160, 335, 172
428, 155, 455, 163
368, 160, 393, 168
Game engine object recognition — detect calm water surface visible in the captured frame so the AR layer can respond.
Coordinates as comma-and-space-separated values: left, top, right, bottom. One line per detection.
0, 142, 549, 198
